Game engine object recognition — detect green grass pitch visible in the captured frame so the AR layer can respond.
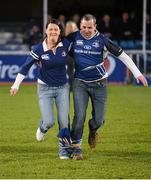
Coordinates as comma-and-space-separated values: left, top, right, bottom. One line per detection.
0, 84, 151, 179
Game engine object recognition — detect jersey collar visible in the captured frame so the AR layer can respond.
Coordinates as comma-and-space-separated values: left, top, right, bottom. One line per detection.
43, 39, 63, 52
80, 30, 100, 40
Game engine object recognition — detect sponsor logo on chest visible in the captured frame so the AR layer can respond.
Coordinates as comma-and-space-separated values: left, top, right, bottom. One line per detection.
84, 45, 91, 50
41, 54, 50, 60
76, 40, 84, 46
76, 39, 100, 49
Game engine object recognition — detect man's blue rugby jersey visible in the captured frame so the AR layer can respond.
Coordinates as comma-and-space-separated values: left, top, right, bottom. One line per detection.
67, 31, 123, 82
19, 39, 71, 86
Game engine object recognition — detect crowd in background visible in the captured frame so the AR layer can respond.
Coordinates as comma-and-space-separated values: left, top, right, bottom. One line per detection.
23, 12, 151, 48
0, 11, 150, 77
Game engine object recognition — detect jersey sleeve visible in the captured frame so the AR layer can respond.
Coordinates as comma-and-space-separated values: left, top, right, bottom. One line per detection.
19, 45, 40, 76
104, 36, 123, 56
62, 38, 72, 53
66, 31, 77, 43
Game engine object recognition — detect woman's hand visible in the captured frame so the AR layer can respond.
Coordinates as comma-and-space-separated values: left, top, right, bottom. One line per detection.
10, 88, 18, 96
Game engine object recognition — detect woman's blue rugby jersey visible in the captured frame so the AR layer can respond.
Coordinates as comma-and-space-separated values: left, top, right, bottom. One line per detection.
19, 39, 71, 87
67, 31, 123, 82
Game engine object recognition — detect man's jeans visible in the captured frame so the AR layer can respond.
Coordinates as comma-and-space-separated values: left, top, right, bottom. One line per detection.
37, 83, 69, 133
71, 79, 107, 143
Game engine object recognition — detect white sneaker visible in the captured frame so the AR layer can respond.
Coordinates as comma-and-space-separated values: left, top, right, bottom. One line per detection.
36, 128, 45, 141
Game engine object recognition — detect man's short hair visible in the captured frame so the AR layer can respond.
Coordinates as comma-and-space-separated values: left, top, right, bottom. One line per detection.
81, 14, 96, 24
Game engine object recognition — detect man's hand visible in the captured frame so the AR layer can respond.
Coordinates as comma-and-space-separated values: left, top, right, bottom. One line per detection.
10, 88, 18, 96
136, 75, 148, 87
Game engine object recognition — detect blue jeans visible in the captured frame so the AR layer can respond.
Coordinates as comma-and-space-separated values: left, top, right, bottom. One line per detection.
37, 83, 69, 133
71, 79, 107, 143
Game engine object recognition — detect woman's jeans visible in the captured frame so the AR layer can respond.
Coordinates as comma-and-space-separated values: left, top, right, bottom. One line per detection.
37, 83, 69, 133
71, 79, 107, 144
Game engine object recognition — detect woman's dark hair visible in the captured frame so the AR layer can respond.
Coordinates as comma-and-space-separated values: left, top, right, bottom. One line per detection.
45, 18, 64, 47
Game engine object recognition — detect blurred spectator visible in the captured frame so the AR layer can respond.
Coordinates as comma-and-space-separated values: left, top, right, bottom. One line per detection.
97, 14, 114, 39
47, 14, 53, 22
71, 13, 80, 28
139, 13, 151, 40
65, 21, 78, 36
117, 12, 134, 40
129, 11, 141, 39
24, 24, 43, 49
58, 14, 66, 28
146, 13, 151, 40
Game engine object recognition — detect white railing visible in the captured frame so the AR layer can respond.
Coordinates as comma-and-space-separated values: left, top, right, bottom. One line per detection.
0, 50, 29, 55
126, 50, 151, 74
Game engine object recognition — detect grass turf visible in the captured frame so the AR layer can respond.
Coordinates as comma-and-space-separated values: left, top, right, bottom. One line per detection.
0, 84, 151, 179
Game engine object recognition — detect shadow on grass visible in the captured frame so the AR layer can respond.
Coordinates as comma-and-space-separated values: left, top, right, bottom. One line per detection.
0, 144, 55, 154
92, 150, 151, 158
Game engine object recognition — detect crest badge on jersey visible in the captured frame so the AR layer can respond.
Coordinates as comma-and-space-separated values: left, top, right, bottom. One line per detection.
41, 54, 50, 60
62, 51, 66, 56
92, 41, 100, 48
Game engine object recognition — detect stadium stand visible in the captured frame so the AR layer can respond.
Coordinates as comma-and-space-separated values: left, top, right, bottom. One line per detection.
0, 22, 29, 51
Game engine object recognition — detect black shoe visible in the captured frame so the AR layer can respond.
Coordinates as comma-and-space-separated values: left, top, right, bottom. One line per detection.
71, 147, 83, 160
88, 130, 99, 149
